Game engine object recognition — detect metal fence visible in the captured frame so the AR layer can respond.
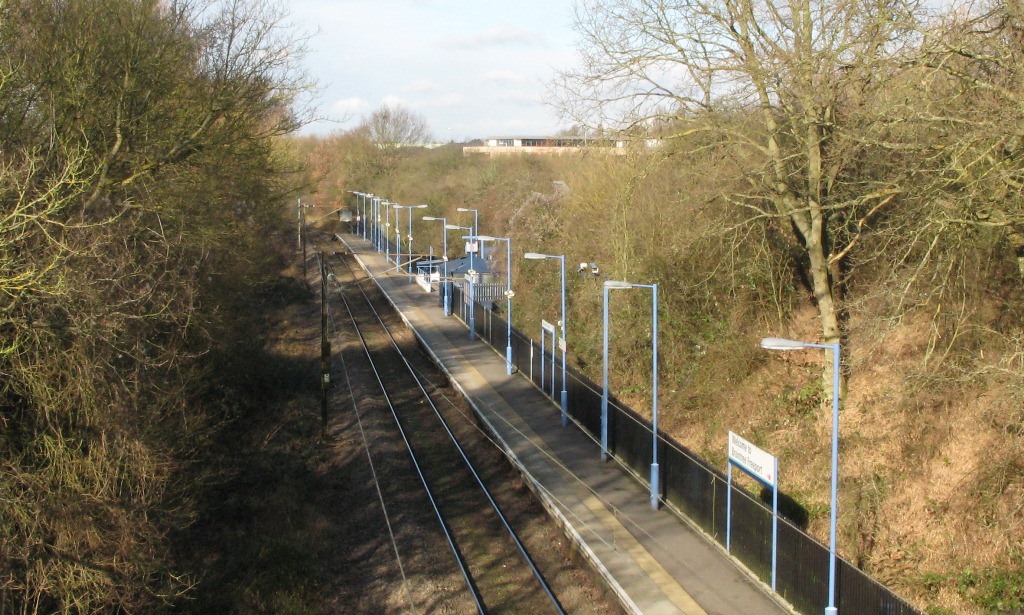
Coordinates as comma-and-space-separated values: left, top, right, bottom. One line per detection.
443, 284, 921, 615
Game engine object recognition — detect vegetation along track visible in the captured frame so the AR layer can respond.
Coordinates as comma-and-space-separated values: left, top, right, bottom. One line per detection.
322, 248, 618, 614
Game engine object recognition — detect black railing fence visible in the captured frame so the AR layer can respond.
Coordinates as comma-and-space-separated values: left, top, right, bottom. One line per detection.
440, 277, 919, 615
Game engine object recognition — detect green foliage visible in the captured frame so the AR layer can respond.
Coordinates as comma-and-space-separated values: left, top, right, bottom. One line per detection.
780, 381, 826, 418
957, 567, 1024, 613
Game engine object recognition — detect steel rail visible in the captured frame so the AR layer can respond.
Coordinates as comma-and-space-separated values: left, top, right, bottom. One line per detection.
330, 253, 567, 615
328, 256, 486, 615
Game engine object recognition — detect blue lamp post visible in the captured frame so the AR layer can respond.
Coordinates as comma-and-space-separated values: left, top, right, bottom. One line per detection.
392, 202, 402, 266
394, 204, 428, 280
456, 208, 480, 278
448, 222, 475, 272
372, 196, 382, 251
524, 252, 568, 426
602, 280, 660, 511
445, 224, 474, 334
477, 235, 514, 375
347, 191, 360, 235
372, 195, 380, 245
422, 216, 449, 316
353, 191, 364, 237
456, 207, 479, 238
382, 200, 391, 259
368, 195, 375, 246
761, 337, 841, 615
382, 201, 392, 260
362, 193, 372, 240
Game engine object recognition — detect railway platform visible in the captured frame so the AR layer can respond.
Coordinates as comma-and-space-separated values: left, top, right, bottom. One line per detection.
340, 233, 793, 615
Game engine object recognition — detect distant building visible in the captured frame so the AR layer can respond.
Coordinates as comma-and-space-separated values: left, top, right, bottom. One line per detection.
463, 135, 660, 156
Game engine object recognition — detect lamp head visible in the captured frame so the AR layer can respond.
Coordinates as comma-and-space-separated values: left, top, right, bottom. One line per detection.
604, 280, 633, 289
760, 337, 807, 350
524, 252, 549, 260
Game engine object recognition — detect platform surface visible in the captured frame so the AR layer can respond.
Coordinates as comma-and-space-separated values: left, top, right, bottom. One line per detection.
342, 233, 793, 615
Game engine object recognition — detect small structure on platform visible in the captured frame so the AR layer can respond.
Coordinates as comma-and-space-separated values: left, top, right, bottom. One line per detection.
415, 255, 507, 308
416, 258, 444, 292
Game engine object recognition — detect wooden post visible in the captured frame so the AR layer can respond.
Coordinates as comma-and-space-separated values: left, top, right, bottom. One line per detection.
319, 253, 331, 433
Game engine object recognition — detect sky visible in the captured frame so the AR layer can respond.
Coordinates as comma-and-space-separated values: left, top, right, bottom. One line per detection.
289, 0, 581, 141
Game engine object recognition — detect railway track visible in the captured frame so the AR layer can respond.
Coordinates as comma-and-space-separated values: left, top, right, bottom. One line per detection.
323, 249, 593, 614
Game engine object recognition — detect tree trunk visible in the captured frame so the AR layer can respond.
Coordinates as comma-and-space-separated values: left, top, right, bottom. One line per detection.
804, 220, 843, 402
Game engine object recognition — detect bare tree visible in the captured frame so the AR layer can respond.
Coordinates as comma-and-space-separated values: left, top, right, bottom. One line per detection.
913, 0, 1024, 273
359, 104, 432, 158
554, 0, 924, 396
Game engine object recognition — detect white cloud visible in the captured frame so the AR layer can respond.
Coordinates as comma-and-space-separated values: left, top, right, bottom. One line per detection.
405, 79, 440, 93
479, 70, 528, 85
381, 94, 408, 108
443, 26, 539, 50
425, 92, 467, 108
330, 97, 370, 116
493, 89, 540, 105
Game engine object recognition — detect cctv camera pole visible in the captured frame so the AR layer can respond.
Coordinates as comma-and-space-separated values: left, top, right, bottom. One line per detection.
319, 252, 331, 434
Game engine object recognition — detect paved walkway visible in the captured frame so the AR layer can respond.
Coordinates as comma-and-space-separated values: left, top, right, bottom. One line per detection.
341, 234, 793, 615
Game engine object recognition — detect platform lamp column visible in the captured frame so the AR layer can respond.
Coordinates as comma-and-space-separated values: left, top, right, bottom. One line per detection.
446, 224, 474, 334
405, 205, 428, 280
393, 202, 402, 266
524, 252, 568, 426
384, 201, 396, 264
347, 191, 359, 235
367, 195, 374, 246
477, 235, 514, 375
761, 337, 841, 615
376, 197, 385, 252
457, 207, 479, 273
423, 216, 450, 316
603, 280, 659, 510
372, 196, 381, 250
456, 207, 479, 238
364, 193, 374, 241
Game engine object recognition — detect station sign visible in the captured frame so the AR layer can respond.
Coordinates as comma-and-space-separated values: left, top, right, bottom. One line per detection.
728, 431, 776, 487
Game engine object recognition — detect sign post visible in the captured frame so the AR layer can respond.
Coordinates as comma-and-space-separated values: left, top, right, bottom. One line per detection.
727, 431, 779, 591
541, 319, 556, 398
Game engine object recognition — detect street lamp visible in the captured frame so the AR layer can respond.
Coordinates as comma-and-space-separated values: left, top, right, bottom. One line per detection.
372, 196, 382, 250
477, 235, 514, 375
524, 252, 568, 426
372, 195, 380, 245
456, 207, 479, 237
422, 216, 450, 316
380, 199, 389, 256
450, 218, 479, 271
354, 192, 364, 237
761, 337, 841, 615
347, 191, 361, 236
394, 204, 428, 280
445, 224, 474, 336
385, 199, 395, 260
361, 193, 373, 240
602, 280, 660, 510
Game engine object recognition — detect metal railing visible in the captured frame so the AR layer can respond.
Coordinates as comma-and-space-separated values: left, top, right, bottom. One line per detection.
447, 283, 920, 615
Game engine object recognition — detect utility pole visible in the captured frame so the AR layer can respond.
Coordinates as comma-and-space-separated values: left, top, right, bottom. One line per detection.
300, 199, 308, 279
319, 253, 331, 435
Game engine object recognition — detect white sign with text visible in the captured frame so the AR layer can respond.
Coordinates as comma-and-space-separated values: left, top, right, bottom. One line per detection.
728, 431, 777, 487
